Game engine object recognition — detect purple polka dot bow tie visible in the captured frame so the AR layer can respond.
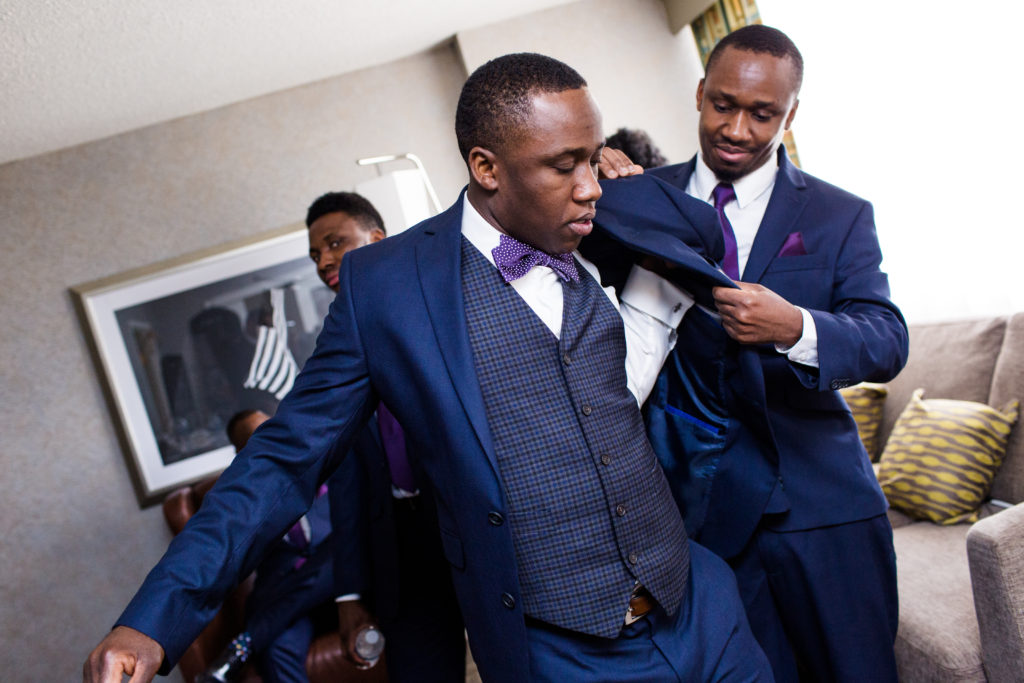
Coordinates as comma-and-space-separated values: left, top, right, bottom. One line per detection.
491, 233, 579, 284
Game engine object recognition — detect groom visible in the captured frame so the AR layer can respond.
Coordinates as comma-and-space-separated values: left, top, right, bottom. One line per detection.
85, 53, 770, 683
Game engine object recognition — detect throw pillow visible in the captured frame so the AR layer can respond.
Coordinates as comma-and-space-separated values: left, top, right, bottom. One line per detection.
839, 382, 889, 461
877, 388, 1019, 524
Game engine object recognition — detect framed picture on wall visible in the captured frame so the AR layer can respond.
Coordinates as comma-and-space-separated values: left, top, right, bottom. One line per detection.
71, 225, 335, 506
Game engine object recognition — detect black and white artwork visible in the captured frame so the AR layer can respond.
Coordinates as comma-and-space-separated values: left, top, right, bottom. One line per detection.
72, 227, 333, 505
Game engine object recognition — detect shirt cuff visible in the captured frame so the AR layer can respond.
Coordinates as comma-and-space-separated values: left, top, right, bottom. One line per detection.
620, 264, 695, 329
335, 593, 361, 602
775, 307, 819, 367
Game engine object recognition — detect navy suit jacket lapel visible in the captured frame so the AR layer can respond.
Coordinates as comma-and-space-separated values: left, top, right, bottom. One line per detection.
742, 149, 810, 283
414, 192, 498, 476
654, 157, 697, 193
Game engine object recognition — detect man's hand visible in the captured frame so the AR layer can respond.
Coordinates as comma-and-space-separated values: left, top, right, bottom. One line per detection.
336, 600, 378, 669
713, 282, 803, 346
598, 148, 644, 179
83, 626, 164, 683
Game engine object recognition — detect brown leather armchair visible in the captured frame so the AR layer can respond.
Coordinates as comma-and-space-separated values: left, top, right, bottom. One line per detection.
162, 476, 387, 683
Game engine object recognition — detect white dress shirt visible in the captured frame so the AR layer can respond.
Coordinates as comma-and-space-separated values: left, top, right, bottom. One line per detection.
687, 152, 819, 368
461, 194, 693, 405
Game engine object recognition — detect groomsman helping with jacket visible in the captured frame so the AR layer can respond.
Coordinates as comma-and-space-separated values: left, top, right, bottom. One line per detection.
84, 53, 771, 683
631, 25, 909, 682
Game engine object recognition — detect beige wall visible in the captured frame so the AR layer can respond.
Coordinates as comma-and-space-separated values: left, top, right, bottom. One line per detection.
0, 1, 703, 679
457, 0, 704, 166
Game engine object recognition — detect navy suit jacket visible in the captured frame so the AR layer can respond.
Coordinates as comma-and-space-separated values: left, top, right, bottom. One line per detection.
327, 416, 402, 619
117, 181, 734, 683
646, 150, 909, 559
330, 416, 449, 625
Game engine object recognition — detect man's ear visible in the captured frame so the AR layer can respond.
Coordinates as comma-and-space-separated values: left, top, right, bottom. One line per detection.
784, 99, 799, 131
468, 146, 499, 191
696, 78, 706, 111
369, 228, 386, 243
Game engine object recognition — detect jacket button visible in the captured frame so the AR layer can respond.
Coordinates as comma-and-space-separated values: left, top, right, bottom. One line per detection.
488, 511, 504, 526
581, 405, 592, 416
562, 353, 571, 365
600, 453, 611, 466
501, 592, 516, 609
628, 552, 639, 565
615, 504, 627, 517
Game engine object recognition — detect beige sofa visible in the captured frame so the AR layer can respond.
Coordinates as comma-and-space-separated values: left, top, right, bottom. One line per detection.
874, 314, 1024, 681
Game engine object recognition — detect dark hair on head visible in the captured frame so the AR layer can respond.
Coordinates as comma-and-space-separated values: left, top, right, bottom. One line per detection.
706, 25, 803, 93
226, 409, 261, 451
605, 128, 668, 170
455, 52, 588, 162
305, 192, 386, 236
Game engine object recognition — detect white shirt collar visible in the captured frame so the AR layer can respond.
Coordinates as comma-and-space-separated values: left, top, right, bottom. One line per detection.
460, 193, 503, 266
693, 147, 778, 209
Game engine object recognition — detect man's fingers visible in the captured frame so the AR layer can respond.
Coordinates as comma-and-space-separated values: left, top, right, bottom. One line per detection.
126, 655, 161, 683
598, 148, 644, 179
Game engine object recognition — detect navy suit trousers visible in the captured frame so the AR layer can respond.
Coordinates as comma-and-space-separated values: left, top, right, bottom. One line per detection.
731, 514, 898, 682
525, 542, 773, 682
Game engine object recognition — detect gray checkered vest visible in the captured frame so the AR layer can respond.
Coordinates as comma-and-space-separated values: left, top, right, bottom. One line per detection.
460, 238, 689, 638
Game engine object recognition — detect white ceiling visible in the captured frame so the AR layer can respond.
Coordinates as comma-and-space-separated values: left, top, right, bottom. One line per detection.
0, 0, 579, 165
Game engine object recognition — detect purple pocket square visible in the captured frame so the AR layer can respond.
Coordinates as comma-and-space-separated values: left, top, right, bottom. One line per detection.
778, 232, 808, 257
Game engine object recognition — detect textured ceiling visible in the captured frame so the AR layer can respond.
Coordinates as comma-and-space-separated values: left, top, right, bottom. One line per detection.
0, 0, 579, 165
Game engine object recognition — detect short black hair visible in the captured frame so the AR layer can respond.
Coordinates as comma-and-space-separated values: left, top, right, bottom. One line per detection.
605, 128, 668, 170
706, 25, 803, 93
226, 409, 260, 452
455, 52, 588, 162
305, 192, 386, 236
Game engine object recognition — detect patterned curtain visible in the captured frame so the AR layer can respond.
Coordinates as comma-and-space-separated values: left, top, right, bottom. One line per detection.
691, 0, 800, 167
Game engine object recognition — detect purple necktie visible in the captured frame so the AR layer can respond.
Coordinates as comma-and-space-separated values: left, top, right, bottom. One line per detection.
491, 233, 579, 284
286, 483, 326, 569
712, 183, 740, 280
377, 402, 416, 493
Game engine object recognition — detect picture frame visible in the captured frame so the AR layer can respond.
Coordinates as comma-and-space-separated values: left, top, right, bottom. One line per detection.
71, 224, 335, 506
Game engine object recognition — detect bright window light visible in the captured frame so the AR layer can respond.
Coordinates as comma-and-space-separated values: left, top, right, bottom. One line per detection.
755, 0, 1024, 322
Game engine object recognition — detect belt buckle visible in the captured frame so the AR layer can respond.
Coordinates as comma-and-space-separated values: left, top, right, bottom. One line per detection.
624, 584, 652, 626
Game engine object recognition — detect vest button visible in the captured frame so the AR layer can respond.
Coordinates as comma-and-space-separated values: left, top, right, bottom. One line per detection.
501, 592, 516, 609
628, 552, 639, 565
600, 453, 611, 466
562, 353, 571, 365
488, 511, 504, 526
615, 504, 626, 517
581, 405, 592, 416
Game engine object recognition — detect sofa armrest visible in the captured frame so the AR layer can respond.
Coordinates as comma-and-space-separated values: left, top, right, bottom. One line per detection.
967, 502, 1024, 682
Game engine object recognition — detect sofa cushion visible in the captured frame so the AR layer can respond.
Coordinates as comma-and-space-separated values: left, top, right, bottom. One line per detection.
882, 318, 1007, 448
840, 382, 888, 461
989, 312, 1024, 503
892, 522, 985, 681
878, 389, 1019, 524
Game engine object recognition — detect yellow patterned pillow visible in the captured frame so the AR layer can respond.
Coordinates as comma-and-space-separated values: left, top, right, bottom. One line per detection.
877, 389, 1019, 524
840, 383, 889, 461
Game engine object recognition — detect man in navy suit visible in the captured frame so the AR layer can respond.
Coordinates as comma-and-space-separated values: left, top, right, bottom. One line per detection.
305, 191, 466, 682
84, 53, 771, 683
628, 25, 908, 681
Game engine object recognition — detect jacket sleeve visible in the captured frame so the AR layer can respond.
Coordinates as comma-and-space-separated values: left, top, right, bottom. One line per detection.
801, 200, 909, 390
115, 256, 378, 674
